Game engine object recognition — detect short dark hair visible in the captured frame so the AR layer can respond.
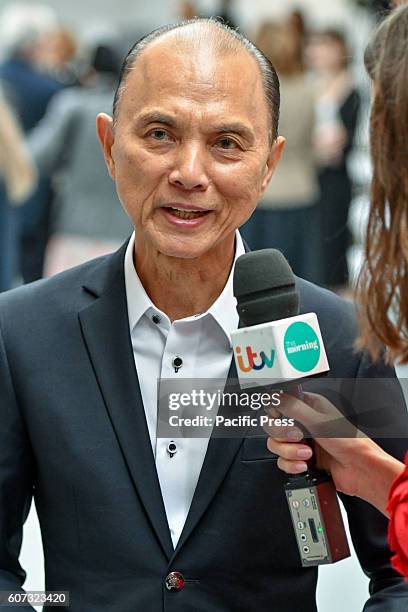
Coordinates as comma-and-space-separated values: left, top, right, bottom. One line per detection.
112, 18, 280, 141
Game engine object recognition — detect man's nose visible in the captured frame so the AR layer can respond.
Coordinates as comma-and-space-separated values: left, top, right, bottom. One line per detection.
168, 142, 209, 191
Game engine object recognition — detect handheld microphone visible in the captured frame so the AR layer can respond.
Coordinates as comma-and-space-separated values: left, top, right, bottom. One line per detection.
232, 249, 329, 385
232, 249, 350, 567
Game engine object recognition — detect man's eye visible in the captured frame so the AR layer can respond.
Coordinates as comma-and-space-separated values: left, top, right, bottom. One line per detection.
149, 129, 170, 141
216, 137, 238, 150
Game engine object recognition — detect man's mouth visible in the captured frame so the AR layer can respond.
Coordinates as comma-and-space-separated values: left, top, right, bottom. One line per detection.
165, 206, 210, 220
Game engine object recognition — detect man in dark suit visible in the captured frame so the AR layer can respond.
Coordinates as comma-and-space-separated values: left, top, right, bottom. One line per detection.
0, 18, 407, 612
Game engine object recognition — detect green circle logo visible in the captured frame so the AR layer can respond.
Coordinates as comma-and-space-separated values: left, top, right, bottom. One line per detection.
284, 322, 320, 372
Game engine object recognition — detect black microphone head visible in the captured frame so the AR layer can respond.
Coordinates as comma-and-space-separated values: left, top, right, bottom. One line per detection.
233, 249, 299, 326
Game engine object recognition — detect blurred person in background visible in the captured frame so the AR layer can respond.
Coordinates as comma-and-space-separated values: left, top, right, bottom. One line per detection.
241, 16, 321, 284
36, 26, 80, 87
288, 8, 307, 49
27, 42, 132, 276
268, 3, 408, 579
307, 29, 360, 292
179, 1, 197, 20
0, 94, 36, 292
178, 0, 236, 27
217, 0, 237, 29
0, 3, 64, 284
0, 3, 61, 128
353, 0, 407, 18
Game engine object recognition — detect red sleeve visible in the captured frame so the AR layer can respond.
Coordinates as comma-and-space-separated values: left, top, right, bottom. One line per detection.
388, 452, 408, 580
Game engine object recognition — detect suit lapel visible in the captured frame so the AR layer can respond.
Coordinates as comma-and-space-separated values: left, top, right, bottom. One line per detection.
79, 252, 174, 560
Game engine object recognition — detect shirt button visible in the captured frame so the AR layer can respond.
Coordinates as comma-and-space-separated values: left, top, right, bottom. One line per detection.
152, 314, 161, 324
165, 571, 185, 592
172, 356, 183, 372
167, 441, 177, 457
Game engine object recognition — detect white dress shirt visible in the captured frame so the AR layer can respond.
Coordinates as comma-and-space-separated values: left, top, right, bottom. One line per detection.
124, 231, 245, 547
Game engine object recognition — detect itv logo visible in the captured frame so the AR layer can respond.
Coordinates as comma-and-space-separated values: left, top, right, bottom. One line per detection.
235, 345, 275, 373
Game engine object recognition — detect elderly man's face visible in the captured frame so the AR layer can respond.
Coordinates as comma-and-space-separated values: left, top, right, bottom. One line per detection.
97, 36, 284, 260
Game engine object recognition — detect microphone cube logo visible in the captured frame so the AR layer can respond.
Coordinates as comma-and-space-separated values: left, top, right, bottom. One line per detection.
284, 322, 321, 373
231, 312, 329, 386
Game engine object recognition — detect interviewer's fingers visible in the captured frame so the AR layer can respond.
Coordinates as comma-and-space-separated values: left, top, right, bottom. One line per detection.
262, 404, 305, 440
262, 418, 304, 441
266, 437, 313, 474
277, 457, 309, 475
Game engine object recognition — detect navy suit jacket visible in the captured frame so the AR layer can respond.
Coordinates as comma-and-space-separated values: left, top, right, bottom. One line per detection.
0, 240, 407, 611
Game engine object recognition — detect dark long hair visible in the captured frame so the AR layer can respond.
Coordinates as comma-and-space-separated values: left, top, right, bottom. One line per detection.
356, 4, 408, 363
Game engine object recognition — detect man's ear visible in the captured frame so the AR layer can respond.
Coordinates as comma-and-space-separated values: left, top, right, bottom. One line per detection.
96, 113, 116, 180
260, 136, 286, 194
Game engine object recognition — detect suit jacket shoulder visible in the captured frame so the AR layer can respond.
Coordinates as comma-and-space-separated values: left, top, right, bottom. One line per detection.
0, 242, 127, 331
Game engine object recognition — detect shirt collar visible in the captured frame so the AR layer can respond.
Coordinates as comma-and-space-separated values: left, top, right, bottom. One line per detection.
205, 231, 244, 346
124, 232, 155, 332
124, 231, 245, 347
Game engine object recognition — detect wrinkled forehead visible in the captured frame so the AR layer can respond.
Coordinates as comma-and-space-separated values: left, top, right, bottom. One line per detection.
118, 33, 269, 131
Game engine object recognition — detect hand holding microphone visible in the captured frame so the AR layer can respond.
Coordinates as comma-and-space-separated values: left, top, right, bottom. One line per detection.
267, 391, 405, 517
265, 391, 369, 487
231, 248, 350, 566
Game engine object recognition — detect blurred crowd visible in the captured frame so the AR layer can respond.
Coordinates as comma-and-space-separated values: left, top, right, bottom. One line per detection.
0, 3, 132, 293
240, 15, 360, 290
0, 0, 398, 294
